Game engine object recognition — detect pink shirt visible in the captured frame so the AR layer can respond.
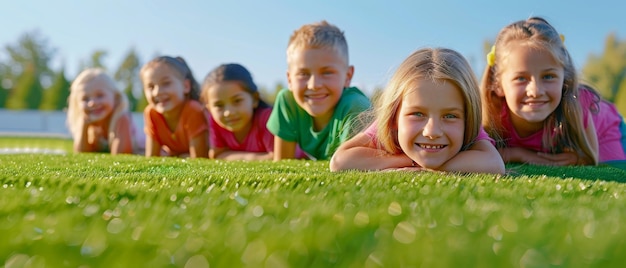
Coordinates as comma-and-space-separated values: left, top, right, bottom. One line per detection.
501, 87, 626, 161
364, 120, 494, 149
210, 107, 307, 158
210, 107, 274, 152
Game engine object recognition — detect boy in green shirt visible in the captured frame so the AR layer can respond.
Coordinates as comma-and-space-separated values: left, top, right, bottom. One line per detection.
267, 20, 371, 160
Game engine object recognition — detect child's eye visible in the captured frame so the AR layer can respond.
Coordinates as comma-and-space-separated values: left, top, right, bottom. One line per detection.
543, 74, 556, 80
233, 98, 242, 104
514, 76, 527, 82
411, 112, 425, 117
443, 114, 459, 119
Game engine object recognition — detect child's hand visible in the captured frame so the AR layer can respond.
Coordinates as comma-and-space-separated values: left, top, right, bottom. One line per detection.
536, 151, 580, 166
500, 147, 579, 166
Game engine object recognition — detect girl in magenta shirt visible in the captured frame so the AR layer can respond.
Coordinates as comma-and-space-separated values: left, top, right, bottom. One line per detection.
481, 17, 626, 165
201, 63, 277, 160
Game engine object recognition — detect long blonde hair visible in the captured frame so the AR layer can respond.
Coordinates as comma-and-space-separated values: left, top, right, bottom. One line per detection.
375, 48, 482, 154
480, 17, 596, 164
66, 68, 129, 142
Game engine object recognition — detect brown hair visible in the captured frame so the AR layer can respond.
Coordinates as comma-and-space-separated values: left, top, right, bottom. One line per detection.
480, 17, 597, 164
140, 56, 201, 101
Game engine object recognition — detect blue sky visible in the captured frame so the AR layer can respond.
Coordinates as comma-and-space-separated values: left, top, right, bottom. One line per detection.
1, 0, 624, 96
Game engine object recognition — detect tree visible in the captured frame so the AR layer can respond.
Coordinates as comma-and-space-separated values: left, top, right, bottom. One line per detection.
1, 30, 55, 110
0, 75, 7, 108
581, 33, 626, 116
5, 63, 43, 109
39, 67, 70, 110
114, 48, 143, 111
581, 33, 626, 105
79, 50, 108, 71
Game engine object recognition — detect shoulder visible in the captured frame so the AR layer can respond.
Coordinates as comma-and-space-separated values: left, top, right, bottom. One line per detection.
184, 100, 206, 112
273, 88, 295, 104
337, 87, 371, 112
256, 107, 273, 121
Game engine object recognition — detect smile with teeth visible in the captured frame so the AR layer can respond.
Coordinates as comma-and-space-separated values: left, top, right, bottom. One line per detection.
417, 143, 446, 149
306, 94, 328, 100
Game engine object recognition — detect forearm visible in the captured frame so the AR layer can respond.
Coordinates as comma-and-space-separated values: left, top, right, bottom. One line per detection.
145, 137, 161, 157
74, 124, 95, 152
330, 147, 412, 171
273, 137, 296, 161
216, 150, 273, 161
441, 150, 505, 174
439, 140, 505, 174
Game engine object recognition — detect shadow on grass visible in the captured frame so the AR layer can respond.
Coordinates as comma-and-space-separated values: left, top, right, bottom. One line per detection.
505, 161, 626, 183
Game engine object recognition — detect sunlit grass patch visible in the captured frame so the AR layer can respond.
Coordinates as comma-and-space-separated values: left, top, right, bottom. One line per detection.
1, 152, 625, 267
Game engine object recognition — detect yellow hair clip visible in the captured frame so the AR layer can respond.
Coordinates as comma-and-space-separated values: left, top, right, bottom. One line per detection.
486, 45, 496, 67
559, 34, 565, 43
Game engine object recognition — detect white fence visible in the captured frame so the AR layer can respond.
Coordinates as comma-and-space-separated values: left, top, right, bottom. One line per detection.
0, 109, 145, 138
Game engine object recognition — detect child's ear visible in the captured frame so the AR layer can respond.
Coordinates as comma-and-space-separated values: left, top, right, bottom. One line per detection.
343, 65, 354, 88
183, 79, 191, 94
286, 70, 293, 91
252, 92, 260, 109
494, 85, 505, 97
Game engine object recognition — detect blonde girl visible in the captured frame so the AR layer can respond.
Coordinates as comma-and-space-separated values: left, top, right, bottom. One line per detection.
330, 48, 505, 174
140, 56, 209, 158
481, 17, 625, 165
66, 68, 139, 154
200, 63, 275, 160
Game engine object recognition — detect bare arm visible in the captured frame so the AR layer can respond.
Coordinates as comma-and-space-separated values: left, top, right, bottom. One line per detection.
273, 136, 297, 161
73, 120, 96, 153
145, 136, 161, 157
109, 114, 134, 155
330, 133, 413, 171
440, 140, 505, 174
210, 147, 273, 160
189, 130, 209, 158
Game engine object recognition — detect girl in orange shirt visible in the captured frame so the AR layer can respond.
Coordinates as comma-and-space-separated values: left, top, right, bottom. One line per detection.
140, 56, 209, 158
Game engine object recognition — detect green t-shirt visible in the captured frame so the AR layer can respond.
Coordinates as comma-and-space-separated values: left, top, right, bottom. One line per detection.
267, 87, 371, 160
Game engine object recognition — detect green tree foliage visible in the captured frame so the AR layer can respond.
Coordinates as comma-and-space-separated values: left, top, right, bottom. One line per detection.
0, 76, 7, 108
79, 50, 108, 71
5, 64, 43, 109
1, 31, 55, 110
114, 48, 143, 111
581, 33, 626, 105
39, 67, 70, 110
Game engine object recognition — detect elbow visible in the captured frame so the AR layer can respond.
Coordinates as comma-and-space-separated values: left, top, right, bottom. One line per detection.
329, 153, 345, 172
490, 159, 506, 175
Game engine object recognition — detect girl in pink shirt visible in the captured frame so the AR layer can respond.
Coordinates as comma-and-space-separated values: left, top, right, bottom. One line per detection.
481, 17, 626, 165
201, 63, 275, 160
330, 48, 504, 174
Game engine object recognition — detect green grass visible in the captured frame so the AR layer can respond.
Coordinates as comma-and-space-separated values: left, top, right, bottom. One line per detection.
1, 138, 626, 267
0, 136, 72, 154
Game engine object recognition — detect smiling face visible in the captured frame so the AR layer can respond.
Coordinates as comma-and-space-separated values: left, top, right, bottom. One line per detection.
287, 47, 353, 130
498, 43, 564, 134
142, 63, 190, 115
78, 78, 117, 124
206, 81, 257, 137
396, 79, 465, 170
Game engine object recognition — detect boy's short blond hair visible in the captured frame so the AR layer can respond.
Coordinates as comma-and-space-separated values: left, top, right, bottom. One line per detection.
286, 20, 349, 65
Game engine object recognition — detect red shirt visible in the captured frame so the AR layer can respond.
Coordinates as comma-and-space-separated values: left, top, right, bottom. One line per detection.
144, 100, 209, 156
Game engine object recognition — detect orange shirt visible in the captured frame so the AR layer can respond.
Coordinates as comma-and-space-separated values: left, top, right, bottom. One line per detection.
144, 100, 209, 156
